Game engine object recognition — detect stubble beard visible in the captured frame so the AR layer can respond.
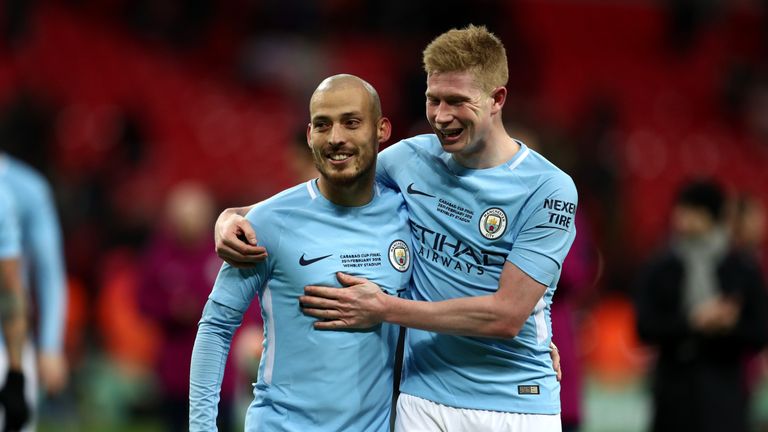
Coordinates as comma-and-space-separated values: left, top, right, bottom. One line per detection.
314, 153, 375, 187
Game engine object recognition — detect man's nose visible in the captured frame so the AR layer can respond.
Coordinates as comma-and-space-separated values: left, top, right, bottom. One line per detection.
434, 102, 453, 124
329, 123, 345, 145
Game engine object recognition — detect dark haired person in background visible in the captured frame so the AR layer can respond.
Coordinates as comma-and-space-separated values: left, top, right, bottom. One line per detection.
634, 179, 768, 432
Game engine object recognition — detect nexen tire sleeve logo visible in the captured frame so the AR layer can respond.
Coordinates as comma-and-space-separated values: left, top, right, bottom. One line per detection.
479, 208, 507, 240
388, 240, 411, 272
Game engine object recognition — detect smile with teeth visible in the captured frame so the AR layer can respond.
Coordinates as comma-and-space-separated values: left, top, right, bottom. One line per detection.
329, 153, 353, 161
441, 128, 463, 138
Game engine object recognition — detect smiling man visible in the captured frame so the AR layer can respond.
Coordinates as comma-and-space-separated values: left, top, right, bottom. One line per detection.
215, 26, 576, 432
189, 74, 412, 432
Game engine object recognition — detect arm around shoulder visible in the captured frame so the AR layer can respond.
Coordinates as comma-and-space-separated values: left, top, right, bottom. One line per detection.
215, 204, 268, 267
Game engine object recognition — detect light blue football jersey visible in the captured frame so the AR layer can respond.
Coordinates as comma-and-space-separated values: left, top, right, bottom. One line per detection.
190, 179, 412, 432
0, 155, 66, 353
376, 134, 577, 414
0, 183, 21, 259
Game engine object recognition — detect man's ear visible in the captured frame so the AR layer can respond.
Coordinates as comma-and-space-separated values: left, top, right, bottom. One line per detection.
377, 117, 392, 144
490, 86, 507, 114
306, 123, 313, 148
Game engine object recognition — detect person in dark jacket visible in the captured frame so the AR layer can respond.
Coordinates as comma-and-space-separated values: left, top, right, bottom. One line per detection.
635, 179, 768, 432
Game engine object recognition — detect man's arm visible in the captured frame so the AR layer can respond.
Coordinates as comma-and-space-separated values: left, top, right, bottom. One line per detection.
301, 261, 547, 339
189, 299, 242, 431
28, 185, 68, 395
0, 258, 26, 373
214, 205, 268, 267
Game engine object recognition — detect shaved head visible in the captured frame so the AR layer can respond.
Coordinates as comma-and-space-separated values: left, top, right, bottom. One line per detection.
311, 74, 382, 119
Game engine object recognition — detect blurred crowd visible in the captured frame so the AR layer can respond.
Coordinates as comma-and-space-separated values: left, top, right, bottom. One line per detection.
0, 0, 767, 431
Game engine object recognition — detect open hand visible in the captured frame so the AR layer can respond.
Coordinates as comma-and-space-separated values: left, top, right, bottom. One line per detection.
300, 272, 389, 330
38, 352, 68, 395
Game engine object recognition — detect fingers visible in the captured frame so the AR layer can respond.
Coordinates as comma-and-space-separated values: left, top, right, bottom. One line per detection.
313, 320, 343, 330
549, 342, 562, 382
218, 243, 268, 266
299, 295, 339, 311
227, 260, 258, 269
222, 237, 267, 255
336, 272, 368, 286
38, 354, 68, 395
238, 220, 259, 246
215, 213, 265, 263
302, 307, 338, 320
304, 285, 342, 299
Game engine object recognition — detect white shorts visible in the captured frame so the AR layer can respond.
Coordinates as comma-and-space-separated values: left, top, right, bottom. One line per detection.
0, 341, 38, 432
395, 393, 562, 432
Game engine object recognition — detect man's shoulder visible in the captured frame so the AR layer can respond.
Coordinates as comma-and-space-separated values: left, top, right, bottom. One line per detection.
0, 182, 13, 208
517, 148, 576, 195
247, 181, 313, 222
2, 157, 52, 198
381, 134, 439, 158
371, 182, 406, 211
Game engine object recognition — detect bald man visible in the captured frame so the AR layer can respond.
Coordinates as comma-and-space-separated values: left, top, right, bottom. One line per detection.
189, 75, 412, 432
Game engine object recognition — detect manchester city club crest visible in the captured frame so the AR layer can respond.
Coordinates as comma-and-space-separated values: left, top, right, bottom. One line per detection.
388, 240, 410, 272
479, 207, 507, 240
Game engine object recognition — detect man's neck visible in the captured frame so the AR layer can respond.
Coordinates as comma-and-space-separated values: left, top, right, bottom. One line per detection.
453, 128, 520, 169
317, 175, 375, 207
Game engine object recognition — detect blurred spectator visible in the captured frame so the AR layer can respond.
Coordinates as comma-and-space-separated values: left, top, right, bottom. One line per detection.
137, 182, 234, 432
0, 126, 68, 431
634, 179, 768, 432
287, 128, 318, 182
728, 194, 767, 268
512, 120, 602, 432
0, 182, 31, 431
553, 211, 600, 432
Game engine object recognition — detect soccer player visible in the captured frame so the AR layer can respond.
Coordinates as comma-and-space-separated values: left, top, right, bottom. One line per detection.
0, 152, 68, 429
216, 25, 576, 431
189, 74, 413, 431
0, 183, 30, 431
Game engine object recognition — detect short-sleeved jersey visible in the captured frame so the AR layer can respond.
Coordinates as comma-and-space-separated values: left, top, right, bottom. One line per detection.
190, 179, 412, 432
0, 183, 20, 259
376, 134, 577, 414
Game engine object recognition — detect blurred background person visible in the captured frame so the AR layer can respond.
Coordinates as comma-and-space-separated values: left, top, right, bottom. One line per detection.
137, 182, 236, 432
0, 183, 31, 431
0, 147, 67, 430
507, 121, 602, 432
553, 211, 600, 432
634, 179, 768, 432
728, 193, 767, 273
288, 128, 320, 182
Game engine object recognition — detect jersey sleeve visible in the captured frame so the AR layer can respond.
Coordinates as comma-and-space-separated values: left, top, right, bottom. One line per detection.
376, 141, 407, 192
208, 206, 277, 312
0, 187, 20, 258
189, 299, 244, 431
190, 206, 279, 430
26, 180, 67, 353
507, 174, 578, 287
